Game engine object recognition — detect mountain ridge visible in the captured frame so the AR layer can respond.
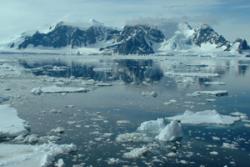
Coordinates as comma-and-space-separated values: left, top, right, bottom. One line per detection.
3, 21, 250, 55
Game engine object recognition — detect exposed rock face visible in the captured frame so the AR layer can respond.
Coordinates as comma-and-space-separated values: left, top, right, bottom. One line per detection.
103, 25, 165, 55
192, 24, 230, 50
18, 22, 120, 49
231, 38, 250, 53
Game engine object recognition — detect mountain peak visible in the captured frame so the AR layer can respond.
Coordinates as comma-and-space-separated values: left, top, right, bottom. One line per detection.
88, 19, 104, 27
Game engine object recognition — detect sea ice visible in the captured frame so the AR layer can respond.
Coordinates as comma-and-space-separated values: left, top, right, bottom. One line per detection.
0, 143, 76, 167
0, 104, 29, 138
167, 110, 240, 125
31, 85, 89, 95
165, 72, 219, 78
190, 90, 228, 97
123, 146, 149, 159
116, 132, 151, 143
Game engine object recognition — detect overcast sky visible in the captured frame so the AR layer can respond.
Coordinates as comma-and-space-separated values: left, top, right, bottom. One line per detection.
0, 0, 250, 41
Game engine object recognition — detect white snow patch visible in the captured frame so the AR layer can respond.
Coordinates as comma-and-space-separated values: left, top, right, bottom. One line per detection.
167, 110, 240, 125
0, 105, 28, 138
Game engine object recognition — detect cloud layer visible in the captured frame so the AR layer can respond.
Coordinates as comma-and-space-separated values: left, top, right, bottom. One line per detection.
0, 0, 249, 41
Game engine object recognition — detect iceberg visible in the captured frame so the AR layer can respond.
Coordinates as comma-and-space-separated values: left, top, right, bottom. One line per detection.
137, 118, 165, 135
167, 110, 240, 125
155, 120, 183, 141
0, 104, 29, 138
117, 120, 183, 143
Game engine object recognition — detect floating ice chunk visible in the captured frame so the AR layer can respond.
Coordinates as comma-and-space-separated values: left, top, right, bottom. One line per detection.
137, 118, 165, 135
165, 72, 219, 78
123, 146, 149, 159
0, 143, 76, 167
116, 120, 130, 126
167, 110, 240, 125
212, 136, 220, 141
141, 91, 158, 97
203, 81, 225, 85
190, 90, 228, 97
55, 158, 65, 167
107, 158, 120, 165
222, 142, 238, 149
96, 82, 112, 87
209, 151, 219, 155
167, 152, 177, 157
155, 120, 183, 141
163, 99, 177, 105
0, 104, 29, 138
50, 127, 65, 134
116, 132, 151, 143
230, 112, 248, 120
31, 85, 89, 95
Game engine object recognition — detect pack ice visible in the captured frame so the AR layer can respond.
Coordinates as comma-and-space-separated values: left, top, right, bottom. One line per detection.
0, 104, 28, 138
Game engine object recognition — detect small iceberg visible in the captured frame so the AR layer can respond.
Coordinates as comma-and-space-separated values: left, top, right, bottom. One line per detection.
155, 120, 183, 141
167, 110, 240, 125
117, 120, 183, 143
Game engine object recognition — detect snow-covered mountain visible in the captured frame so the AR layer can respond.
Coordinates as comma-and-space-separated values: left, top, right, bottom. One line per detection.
159, 23, 232, 52
10, 20, 120, 49
101, 25, 165, 55
3, 20, 250, 55
230, 38, 250, 54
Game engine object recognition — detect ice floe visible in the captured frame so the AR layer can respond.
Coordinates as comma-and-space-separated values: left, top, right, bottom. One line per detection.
0, 104, 29, 138
189, 90, 228, 97
123, 146, 149, 159
222, 142, 238, 150
0, 143, 76, 167
31, 85, 89, 95
167, 110, 240, 125
116, 132, 151, 143
203, 81, 225, 85
141, 91, 158, 97
165, 72, 219, 78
